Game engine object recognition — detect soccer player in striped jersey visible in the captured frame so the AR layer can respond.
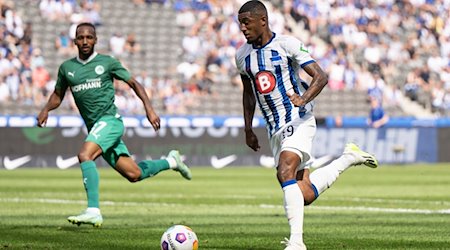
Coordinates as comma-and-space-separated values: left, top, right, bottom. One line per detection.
235, 1, 378, 249
36, 23, 192, 227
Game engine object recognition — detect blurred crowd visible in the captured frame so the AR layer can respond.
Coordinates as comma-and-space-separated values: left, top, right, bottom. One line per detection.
39, 0, 102, 26
1, 0, 450, 117
0, 0, 102, 111
0, 0, 38, 105
171, 0, 450, 117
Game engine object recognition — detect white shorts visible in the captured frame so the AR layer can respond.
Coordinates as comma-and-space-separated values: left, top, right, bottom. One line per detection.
269, 113, 316, 170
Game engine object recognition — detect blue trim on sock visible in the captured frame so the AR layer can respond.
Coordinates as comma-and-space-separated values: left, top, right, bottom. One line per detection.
281, 179, 297, 188
311, 184, 319, 198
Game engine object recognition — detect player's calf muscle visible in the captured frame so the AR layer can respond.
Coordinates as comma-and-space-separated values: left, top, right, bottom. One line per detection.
295, 175, 316, 204
300, 184, 317, 205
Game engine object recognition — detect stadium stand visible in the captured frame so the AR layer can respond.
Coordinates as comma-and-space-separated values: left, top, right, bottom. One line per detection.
2, 0, 449, 119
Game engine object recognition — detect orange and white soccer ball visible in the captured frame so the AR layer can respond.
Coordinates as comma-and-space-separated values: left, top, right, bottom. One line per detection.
160, 225, 198, 250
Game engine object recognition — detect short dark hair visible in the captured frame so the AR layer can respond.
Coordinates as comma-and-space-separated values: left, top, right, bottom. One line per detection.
238, 0, 267, 16
76, 22, 96, 35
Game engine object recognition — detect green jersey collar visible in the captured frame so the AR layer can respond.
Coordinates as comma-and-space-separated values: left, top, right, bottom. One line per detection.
76, 52, 98, 65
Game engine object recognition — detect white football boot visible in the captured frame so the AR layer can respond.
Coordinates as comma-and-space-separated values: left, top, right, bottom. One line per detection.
281, 237, 307, 250
344, 143, 378, 168
167, 150, 192, 180
67, 210, 103, 227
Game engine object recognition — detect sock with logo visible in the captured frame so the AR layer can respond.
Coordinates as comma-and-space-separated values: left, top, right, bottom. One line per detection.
309, 156, 351, 196
80, 160, 99, 208
282, 179, 305, 246
137, 159, 170, 180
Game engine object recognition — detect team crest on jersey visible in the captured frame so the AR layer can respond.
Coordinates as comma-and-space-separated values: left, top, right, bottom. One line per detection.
95, 65, 105, 75
255, 71, 276, 94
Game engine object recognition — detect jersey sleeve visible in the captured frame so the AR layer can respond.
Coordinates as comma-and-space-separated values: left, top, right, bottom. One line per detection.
55, 64, 68, 90
110, 56, 131, 82
235, 46, 250, 75
285, 36, 315, 68
235, 53, 246, 75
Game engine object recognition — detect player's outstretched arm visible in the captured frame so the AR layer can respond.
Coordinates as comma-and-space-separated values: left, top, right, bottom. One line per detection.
241, 74, 260, 151
126, 77, 160, 131
37, 87, 66, 127
289, 62, 328, 107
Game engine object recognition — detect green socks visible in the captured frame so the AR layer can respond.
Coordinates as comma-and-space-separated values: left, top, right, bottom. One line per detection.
79, 159, 169, 208
138, 159, 170, 180
80, 161, 99, 208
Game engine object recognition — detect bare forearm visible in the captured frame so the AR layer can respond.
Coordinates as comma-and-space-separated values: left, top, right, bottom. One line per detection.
300, 74, 327, 103
128, 77, 154, 112
43, 92, 63, 112
128, 77, 160, 130
136, 84, 153, 110
243, 93, 256, 131
301, 62, 328, 104
37, 90, 64, 127
241, 75, 256, 131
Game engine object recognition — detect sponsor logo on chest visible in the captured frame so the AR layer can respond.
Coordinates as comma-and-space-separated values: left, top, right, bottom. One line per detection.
70, 64, 105, 92
71, 78, 102, 92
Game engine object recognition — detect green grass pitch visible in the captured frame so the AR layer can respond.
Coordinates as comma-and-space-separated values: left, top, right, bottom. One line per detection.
1, 164, 449, 249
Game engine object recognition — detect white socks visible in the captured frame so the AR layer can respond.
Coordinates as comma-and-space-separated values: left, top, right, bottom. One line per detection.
309, 154, 355, 195
166, 157, 177, 169
280, 154, 359, 248
86, 207, 101, 215
334, 154, 358, 173
282, 181, 305, 246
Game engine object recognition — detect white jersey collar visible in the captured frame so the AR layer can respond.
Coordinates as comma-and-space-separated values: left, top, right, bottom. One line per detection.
252, 32, 276, 50
77, 52, 98, 65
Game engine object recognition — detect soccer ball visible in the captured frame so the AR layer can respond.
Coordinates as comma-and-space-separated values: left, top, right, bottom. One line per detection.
160, 225, 198, 250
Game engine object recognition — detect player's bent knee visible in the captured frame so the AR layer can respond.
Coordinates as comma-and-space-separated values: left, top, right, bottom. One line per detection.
125, 173, 140, 183
116, 164, 141, 182
277, 166, 297, 183
78, 152, 94, 162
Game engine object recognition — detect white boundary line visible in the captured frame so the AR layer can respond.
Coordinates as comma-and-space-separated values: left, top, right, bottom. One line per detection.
320, 197, 450, 206
308, 205, 450, 214
25, 193, 450, 205
1, 198, 449, 214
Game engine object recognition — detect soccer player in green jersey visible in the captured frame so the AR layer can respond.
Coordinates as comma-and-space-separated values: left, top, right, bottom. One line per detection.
36, 22, 192, 227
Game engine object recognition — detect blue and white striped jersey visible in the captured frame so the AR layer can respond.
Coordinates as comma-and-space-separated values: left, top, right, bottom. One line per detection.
235, 33, 315, 136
